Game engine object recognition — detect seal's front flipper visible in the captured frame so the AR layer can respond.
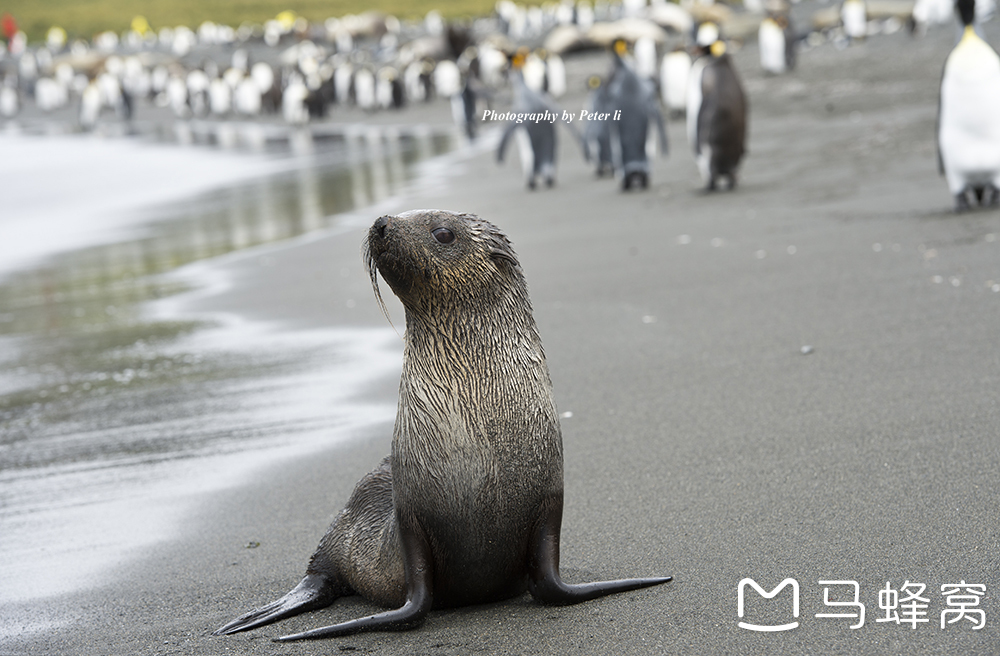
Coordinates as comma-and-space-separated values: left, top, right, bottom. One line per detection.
527, 495, 671, 605
213, 573, 342, 635
274, 522, 434, 642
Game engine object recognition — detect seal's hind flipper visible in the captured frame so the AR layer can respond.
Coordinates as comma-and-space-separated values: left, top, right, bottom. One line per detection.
272, 594, 430, 642
273, 520, 435, 642
527, 495, 671, 605
213, 573, 343, 635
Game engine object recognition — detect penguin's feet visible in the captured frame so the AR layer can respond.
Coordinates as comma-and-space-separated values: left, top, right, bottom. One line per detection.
973, 186, 987, 206
954, 192, 971, 213
545, 176, 555, 188
527, 177, 537, 191
621, 171, 647, 191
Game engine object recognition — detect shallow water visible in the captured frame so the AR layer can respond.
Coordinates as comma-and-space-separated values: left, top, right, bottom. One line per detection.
0, 122, 458, 619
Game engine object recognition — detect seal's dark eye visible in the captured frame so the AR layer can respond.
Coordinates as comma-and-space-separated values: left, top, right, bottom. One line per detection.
432, 227, 455, 244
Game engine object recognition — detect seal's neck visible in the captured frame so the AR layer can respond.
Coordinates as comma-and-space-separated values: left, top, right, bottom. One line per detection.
405, 300, 544, 368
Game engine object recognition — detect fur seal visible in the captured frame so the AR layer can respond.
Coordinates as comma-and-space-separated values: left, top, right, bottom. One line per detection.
214, 210, 671, 642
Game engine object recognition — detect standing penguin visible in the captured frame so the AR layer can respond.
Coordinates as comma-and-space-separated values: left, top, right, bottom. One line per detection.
687, 23, 748, 191
584, 75, 616, 177
842, 0, 868, 40
453, 47, 484, 140
0, 83, 18, 119
498, 50, 586, 189
938, 0, 1000, 210
759, 6, 796, 75
660, 47, 692, 119
605, 40, 669, 190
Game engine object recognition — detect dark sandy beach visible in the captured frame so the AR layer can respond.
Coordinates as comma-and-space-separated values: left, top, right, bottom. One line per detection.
3, 18, 1000, 656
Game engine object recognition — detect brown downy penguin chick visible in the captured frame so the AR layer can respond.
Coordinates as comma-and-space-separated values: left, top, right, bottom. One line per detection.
214, 210, 671, 641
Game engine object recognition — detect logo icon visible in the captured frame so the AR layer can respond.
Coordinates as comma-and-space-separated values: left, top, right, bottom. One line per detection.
737, 578, 800, 632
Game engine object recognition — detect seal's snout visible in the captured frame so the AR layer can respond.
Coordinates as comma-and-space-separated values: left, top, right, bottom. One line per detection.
373, 215, 389, 240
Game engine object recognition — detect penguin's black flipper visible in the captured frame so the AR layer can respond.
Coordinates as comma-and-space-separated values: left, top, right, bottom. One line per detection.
651, 102, 669, 155
562, 119, 591, 161
213, 573, 344, 635
497, 122, 519, 163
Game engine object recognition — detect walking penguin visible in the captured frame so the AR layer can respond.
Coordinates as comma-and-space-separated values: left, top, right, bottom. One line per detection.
605, 39, 669, 190
497, 49, 587, 189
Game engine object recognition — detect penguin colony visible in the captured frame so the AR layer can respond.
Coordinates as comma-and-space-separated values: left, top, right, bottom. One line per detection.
2, 1, 997, 206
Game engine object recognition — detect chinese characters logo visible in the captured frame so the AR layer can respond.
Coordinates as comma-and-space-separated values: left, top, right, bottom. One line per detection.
737, 578, 986, 632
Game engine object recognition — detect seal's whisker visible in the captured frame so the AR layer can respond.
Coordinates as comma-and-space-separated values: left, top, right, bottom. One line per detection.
363, 233, 399, 337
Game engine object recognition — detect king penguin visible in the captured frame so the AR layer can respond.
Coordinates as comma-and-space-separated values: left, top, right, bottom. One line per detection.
842, 0, 868, 41
759, 4, 796, 75
497, 49, 587, 189
605, 39, 669, 190
687, 23, 748, 191
661, 47, 692, 119
938, 0, 1000, 210
584, 75, 616, 176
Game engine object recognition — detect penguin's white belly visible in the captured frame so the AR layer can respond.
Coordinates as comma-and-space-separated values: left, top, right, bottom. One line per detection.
913, 0, 953, 24
546, 56, 567, 98
940, 43, 1000, 190
696, 146, 712, 183
759, 22, 787, 74
842, 2, 867, 38
661, 53, 691, 110
516, 129, 534, 179
686, 59, 708, 153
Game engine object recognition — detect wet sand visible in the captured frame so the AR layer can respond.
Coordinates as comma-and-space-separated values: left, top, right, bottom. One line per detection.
4, 20, 1000, 656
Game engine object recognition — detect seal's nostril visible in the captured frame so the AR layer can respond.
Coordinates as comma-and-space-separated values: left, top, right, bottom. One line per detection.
374, 216, 389, 239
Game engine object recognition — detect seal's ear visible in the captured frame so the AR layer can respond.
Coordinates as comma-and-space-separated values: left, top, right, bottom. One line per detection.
490, 249, 519, 268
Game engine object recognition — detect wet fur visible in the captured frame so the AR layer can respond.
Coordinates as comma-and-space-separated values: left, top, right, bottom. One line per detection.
215, 210, 667, 641
365, 210, 561, 608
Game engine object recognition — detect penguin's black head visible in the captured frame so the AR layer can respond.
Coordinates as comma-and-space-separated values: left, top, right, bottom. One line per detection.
956, 0, 976, 26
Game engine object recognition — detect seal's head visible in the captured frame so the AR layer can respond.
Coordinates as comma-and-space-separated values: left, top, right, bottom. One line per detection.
364, 209, 524, 317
